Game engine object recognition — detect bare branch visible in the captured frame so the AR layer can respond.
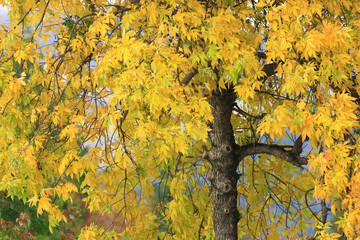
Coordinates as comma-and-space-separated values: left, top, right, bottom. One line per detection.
180, 68, 199, 86
236, 143, 308, 167
234, 104, 267, 119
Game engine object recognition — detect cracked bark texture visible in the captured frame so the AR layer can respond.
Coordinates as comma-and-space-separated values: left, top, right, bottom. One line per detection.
205, 86, 308, 240
206, 88, 240, 240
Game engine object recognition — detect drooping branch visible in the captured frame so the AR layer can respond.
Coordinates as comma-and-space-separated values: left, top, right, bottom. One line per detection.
234, 103, 267, 119
236, 143, 308, 167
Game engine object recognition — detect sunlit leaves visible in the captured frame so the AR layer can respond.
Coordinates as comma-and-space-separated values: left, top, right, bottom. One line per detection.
1, 0, 360, 239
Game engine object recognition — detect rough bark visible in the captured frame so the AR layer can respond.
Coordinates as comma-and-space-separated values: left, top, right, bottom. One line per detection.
205, 87, 240, 240
204, 85, 308, 239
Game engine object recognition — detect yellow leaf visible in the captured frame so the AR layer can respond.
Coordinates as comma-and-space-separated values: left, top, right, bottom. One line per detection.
256, 1, 268, 8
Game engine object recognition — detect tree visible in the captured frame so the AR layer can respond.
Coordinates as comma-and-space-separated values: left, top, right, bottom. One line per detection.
1, 0, 360, 239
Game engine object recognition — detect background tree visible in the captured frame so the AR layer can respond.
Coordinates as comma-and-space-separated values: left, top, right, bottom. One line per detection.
0, 0, 360, 239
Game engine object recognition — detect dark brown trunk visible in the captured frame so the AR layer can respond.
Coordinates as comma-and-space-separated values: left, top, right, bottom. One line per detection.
205, 88, 240, 240
203, 86, 307, 239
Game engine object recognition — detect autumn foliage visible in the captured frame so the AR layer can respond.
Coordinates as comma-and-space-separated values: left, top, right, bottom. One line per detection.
1, 0, 360, 239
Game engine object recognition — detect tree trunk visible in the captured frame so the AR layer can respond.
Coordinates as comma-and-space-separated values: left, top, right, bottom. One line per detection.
203, 86, 307, 239
205, 87, 240, 240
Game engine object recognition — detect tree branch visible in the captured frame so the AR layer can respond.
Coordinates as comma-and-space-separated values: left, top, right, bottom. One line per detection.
180, 68, 199, 86
234, 104, 267, 119
256, 51, 267, 59
256, 52, 279, 79
261, 62, 278, 78
236, 143, 308, 167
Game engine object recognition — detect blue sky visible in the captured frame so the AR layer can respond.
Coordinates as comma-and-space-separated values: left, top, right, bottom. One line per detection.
0, 6, 8, 22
